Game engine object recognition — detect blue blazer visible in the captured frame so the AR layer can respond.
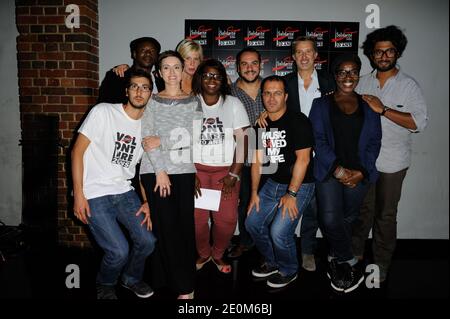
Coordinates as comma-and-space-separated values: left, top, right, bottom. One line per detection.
309, 95, 382, 183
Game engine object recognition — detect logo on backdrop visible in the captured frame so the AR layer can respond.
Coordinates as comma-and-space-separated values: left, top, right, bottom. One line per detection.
272, 55, 295, 76
305, 27, 329, 48
245, 26, 271, 47
188, 25, 213, 46
331, 28, 358, 48
216, 26, 241, 46
314, 53, 328, 70
273, 26, 300, 47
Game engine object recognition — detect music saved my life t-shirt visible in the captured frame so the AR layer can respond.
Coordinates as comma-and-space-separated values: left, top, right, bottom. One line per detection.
256, 109, 314, 184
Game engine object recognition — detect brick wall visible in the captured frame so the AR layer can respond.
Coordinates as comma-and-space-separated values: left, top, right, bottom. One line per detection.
16, 0, 99, 247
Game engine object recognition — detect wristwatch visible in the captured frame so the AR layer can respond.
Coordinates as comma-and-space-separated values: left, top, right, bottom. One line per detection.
381, 105, 390, 116
286, 189, 297, 198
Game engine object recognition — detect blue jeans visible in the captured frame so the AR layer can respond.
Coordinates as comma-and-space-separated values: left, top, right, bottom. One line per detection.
299, 193, 319, 255
87, 190, 156, 286
245, 178, 315, 276
316, 178, 369, 263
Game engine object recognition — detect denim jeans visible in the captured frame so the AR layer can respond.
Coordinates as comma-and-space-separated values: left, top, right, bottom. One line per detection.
299, 193, 319, 255
316, 178, 369, 263
87, 190, 156, 286
245, 178, 315, 276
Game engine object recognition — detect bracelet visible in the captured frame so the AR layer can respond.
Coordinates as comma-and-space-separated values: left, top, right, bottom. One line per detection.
228, 172, 240, 181
334, 166, 345, 179
381, 106, 390, 116
286, 189, 297, 198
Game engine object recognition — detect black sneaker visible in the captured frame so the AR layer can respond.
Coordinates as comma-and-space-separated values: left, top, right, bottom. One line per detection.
96, 284, 117, 300
251, 263, 279, 278
327, 259, 345, 292
121, 281, 154, 298
339, 262, 364, 293
267, 272, 298, 288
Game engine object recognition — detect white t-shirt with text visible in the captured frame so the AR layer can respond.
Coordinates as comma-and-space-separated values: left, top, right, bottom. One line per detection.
195, 95, 250, 166
78, 103, 144, 199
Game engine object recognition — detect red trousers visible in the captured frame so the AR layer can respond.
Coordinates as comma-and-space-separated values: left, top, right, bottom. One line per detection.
194, 163, 240, 260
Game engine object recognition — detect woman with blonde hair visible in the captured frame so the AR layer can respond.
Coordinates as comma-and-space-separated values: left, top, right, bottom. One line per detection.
176, 38, 204, 94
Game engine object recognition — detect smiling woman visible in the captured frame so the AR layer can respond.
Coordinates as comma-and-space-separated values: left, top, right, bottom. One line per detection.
139, 50, 203, 300
308, 53, 382, 293
191, 59, 250, 275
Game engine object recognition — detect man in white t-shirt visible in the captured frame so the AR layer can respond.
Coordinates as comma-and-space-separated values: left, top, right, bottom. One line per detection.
71, 69, 156, 299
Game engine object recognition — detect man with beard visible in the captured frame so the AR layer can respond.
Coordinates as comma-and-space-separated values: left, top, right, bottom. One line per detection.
72, 69, 156, 299
352, 25, 428, 283
98, 36, 162, 103
98, 37, 162, 200
228, 48, 265, 258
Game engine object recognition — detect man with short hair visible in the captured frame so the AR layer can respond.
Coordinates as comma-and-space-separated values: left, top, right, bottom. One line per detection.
352, 25, 428, 282
72, 69, 156, 299
246, 75, 315, 289
98, 36, 163, 103
285, 36, 335, 271
98, 37, 162, 200
228, 48, 265, 258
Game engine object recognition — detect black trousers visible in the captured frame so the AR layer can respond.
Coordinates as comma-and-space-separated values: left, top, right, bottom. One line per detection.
140, 173, 196, 295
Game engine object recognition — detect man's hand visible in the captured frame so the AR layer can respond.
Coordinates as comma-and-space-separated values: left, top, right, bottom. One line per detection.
218, 174, 237, 200
279, 194, 299, 221
136, 201, 152, 231
256, 110, 269, 128
247, 193, 260, 215
154, 171, 171, 198
142, 136, 161, 152
362, 94, 384, 114
112, 64, 130, 77
73, 194, 91, 224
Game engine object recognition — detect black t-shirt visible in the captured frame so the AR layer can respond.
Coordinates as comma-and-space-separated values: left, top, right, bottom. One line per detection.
256, 109, 314, 184
330, 95, 368, 178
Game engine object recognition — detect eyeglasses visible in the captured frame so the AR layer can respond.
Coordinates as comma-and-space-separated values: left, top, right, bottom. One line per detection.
128, 83, 151, 92
262, 91, 284, 98
335, 69, 360, 79
202, 72, 223, 81
373, 48, 397, 59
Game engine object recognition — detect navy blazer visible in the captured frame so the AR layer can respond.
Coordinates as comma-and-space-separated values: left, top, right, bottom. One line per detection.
284, 69, 335, 115
309, 95, 382, 183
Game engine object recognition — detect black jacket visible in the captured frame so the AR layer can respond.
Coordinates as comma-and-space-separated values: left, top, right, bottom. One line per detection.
283, 69, 335, 115
97, 67, 164, 104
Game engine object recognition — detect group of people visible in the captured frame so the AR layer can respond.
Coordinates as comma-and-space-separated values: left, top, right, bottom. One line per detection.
71, 25, 427, 299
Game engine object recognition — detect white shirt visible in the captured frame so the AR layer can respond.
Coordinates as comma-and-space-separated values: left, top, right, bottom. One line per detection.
297, 69, 321, 116
78, 103, 144, 199
194, 95, 250, 166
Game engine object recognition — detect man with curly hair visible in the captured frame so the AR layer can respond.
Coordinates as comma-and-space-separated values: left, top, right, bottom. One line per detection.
352, 25, 428, 283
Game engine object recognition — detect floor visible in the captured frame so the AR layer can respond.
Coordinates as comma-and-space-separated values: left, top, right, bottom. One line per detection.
0, 227, 447, 301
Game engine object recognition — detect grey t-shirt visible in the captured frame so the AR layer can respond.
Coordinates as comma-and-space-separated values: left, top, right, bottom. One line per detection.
356, 69, 428, 173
